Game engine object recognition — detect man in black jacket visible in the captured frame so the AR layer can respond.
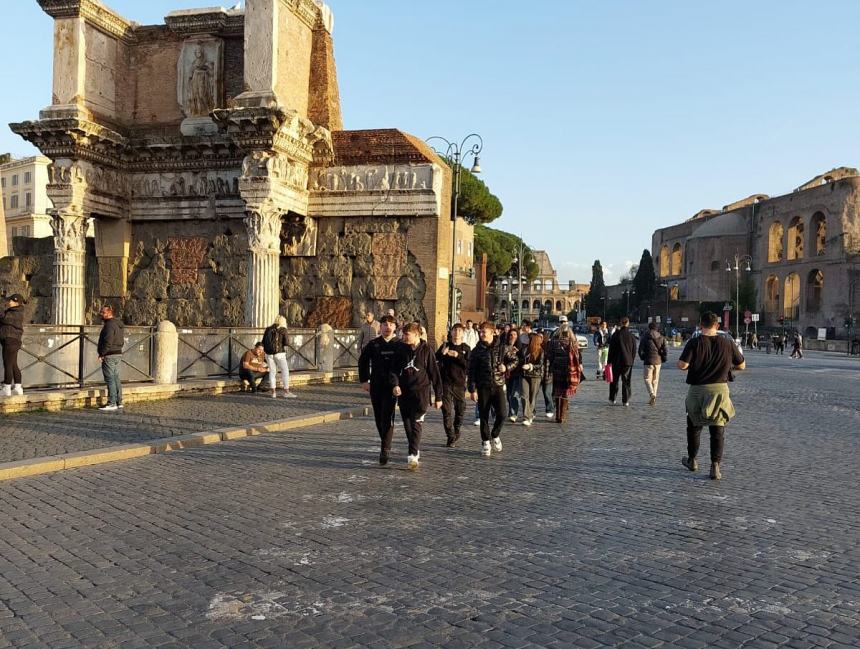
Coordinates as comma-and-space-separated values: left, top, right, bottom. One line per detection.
436, 323, 470, 447
638, 322, 668, 405
607, 316, 637, 406
390, 322, 443, 470
358, 315, 400, 465
1, 293, 26, 397
97, 305, 125, 411
468, 321, 519, 457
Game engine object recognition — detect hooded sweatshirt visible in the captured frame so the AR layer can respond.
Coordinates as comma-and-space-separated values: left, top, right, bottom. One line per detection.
390, 339, 443, 410
638, 328, 667, 366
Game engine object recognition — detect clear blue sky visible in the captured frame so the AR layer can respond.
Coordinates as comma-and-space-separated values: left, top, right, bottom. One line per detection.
4, 0, 860, 284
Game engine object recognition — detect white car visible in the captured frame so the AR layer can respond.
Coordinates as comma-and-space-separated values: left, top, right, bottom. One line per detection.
576, 334, 589, 349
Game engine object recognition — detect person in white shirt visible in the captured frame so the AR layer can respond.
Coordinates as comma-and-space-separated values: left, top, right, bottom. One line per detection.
462, 319, 479, 349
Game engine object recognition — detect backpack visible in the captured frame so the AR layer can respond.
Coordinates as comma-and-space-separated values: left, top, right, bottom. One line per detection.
262, 325, 281, 355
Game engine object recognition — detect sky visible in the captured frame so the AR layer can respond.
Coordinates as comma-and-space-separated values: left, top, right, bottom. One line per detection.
3, 0, 860, 284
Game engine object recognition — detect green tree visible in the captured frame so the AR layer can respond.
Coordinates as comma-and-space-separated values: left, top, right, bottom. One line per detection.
585, 260, 606, 317
474, 225, 539, 283
439, 158, 503, 224
631, 249, 657, 307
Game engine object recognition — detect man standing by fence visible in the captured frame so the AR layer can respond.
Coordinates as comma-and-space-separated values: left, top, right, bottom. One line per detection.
97, 305, 125, 411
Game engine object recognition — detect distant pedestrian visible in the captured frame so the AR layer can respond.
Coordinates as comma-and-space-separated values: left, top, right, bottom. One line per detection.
390, 322, 443, 470
462, 319, 479, 350
436, 323, 470, 447
359, 311, 380, 350
545, 322, 583, 423
239, 342, 268, 392
750, 333, 758, 350
468, 321, 518, 457
638, 322, 668, 406
518, 320, 533, 347
0, 293, 26, 397
774, 333, 785, 355
593, 321, 610, 379
97, 305, 125, 411
790, 332, 804, 359
358, 315, 399, 465
607, 316, 637, 406
677, 311, 746, 480
263, 315, 296, 398
519, 332, 546, 426
539, 332, 554, 419
505, 328, 524, 422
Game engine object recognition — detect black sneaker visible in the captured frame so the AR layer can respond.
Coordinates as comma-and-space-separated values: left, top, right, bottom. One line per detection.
379, 450, 389, 466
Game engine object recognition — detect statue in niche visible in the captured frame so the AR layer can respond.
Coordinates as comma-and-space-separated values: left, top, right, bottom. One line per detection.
281, 214, 318, 257
188, 47, 214, 116
177, 40, 222, 119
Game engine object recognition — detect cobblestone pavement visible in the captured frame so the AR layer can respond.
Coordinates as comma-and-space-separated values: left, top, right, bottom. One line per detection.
0, 383, 366, 463
0, 348, 858, 648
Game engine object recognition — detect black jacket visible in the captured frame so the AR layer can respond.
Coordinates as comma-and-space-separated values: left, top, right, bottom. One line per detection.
0, 306, 24, 343
358, 335, 399, 388
607, 327, 637, 368
519, 347, 545, 380
390, 340, 443, 407
97, 318, 125, 356
467, 336, 519, 392
593, 328, 610, 349
436, 342, 470, 389
638, 329, 667, 366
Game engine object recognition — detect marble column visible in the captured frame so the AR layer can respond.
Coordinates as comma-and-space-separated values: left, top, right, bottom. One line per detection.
50, 208, 89, 325
244, 204, 282, 328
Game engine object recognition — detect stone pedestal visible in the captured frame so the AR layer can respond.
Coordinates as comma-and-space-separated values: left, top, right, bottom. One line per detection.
316, 323, 334, 372
244, 205, 282, 328
50, 210, 88, 326
154, 320, 179, 384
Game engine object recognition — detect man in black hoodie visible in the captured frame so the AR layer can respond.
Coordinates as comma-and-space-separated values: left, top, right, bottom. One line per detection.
607, 316, 637, 406
390, 322, 443, 470
638, 322, 668, 405
358, 314, 400, 465
97, 304, 125, 411
468, 321, 519, 457
436, 323, 470, 447
0, 293, 26, 397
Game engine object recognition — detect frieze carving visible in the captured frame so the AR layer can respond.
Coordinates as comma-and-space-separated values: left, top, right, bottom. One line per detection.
168, 237, 208, 285
50, 208, 89, 253
311, 165, 432, 192
131, 171, 240, 198
281, 214, 317, 257
245, 204, 282, 254
241, 152, 309, 190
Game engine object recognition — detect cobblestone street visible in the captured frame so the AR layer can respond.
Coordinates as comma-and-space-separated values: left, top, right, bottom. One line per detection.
0, 349, 858, 648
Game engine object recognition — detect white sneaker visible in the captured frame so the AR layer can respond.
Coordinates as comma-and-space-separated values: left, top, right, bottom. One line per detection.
492, 437, 503, 452
523, 419, 532, 427
12, 384, 23, 396
283, 391, 298, 399
546, 412, 554, 419
417, 414, 425, 422
99, 404, 118, 411
1, 385, 10, 397
481, 441, 492, 456
117, 404, 124, 409
271, 389, 277, 398
473, 419, 480, 426
407, 454, 420, 470
508, 416, 517, 423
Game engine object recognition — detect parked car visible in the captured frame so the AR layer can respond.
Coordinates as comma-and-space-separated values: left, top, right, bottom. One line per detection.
576, 334, 589, 349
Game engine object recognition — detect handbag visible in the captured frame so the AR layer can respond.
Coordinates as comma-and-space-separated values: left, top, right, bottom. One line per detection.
604, 363, 614, 383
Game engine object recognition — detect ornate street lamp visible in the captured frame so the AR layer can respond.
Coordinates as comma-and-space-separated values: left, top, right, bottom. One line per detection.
726, 252, 752, 341
426, 134, 483, 328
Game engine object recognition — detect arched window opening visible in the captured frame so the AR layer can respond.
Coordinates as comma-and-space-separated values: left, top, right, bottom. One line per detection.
671, 243, 682, 275
659, 245, 670, 277
544, 299, 553, 312
710, 260, 720, 271
544, 279, 553, 291
811, 212, 826, 256
784, 273, 800, 321
768, 222, 784, 263
532, 299, 541, 310
522, 300, 529, 310
806, 270, 823, 312
500, 300, 508, 310
670, 285, 680, 300
765, 275, 779, 314
787, 217, 804, 261
555, 300, 563, 311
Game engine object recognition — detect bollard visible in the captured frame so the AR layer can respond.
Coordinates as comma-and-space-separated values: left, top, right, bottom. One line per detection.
154, 320, 179, 384
316, 323, 334, 372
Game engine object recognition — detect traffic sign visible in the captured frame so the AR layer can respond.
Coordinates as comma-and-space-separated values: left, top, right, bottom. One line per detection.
744, 315, 752, 325
751, 313, 760, 322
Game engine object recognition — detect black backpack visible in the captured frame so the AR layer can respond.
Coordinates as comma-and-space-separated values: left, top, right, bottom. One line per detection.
262, 325, 281, 355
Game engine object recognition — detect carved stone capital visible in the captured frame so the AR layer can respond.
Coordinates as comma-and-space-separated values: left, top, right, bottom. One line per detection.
51, 208, 89, 253
244, 203, 282, 254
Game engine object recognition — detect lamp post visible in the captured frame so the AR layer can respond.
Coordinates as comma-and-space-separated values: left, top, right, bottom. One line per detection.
623, 288, 636, 318
426, 134, 483, 329
600, 294, 607, 322
659, 282, 677, 335
726, 252, 752, 341
511, 237, 526, 325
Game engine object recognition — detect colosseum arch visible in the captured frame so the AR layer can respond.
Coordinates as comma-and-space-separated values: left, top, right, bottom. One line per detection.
787, 216, 804, 261
768, 222, 784, 262
671, 243, 682, 275
521, 299, 529, 310
806, 269, 823, 312
765, 275, 780, 315
532, 299, 541, 310
555, 300, 563, 311
659, 245, 670, 278
544, 299, 553, 312
783, 273, 800, 320
810, 212, 826, 256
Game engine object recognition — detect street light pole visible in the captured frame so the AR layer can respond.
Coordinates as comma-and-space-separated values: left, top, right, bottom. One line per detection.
426, 134, 483, 329
659, 282, 676, 335
726, 252, 752, 341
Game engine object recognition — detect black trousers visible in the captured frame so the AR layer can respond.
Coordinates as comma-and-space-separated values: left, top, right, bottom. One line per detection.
540, 378, 553, 413
370, 385, 397, 452
398, 396, 426, 456
477, 385, 507, 442
686, 415, 725, 463
239, 368, 266, 390
1, 339, 21, 385
609, 365, 633, 404
441, 382, 466, 442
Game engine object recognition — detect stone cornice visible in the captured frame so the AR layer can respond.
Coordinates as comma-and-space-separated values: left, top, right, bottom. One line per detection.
10, 116, 127, 166
38, 0, 137, 43
279, 0, 321, 30
212, 106, 321, 165
165, 7, 244, 37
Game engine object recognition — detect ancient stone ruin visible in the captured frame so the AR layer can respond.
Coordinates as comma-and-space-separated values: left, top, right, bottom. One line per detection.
3, 0, 453, 343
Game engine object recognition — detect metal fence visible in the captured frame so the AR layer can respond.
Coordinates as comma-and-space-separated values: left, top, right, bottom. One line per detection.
19, 325, 155, 389
332, 329, 361, 369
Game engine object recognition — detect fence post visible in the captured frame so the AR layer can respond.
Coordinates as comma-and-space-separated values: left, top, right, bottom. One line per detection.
316, 324, 334, 372
154, 320, 179, 384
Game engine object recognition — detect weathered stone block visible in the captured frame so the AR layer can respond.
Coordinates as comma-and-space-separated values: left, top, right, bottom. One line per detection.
169, 237, 208, 285
98, 256, 128, 298
341, 232, 371, 256
370, 276, 399, 300
306, 296, 352, 328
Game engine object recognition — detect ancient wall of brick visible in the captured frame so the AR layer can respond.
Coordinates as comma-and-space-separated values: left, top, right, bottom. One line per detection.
130, 28, 184, 126
307, 23, 342, 131
275, 9, 313, 117
223, 36, 245, 103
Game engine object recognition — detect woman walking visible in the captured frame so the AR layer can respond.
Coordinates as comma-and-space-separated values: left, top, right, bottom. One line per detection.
1, 294, 26, 397
545, 322, 583, 423
519, 333, 545, 426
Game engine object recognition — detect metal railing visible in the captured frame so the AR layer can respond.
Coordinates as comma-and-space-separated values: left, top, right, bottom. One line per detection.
19, 325, 155, 389
332, 329, 361, 369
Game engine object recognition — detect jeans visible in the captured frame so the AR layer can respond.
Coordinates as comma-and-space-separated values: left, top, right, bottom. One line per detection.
441, 382, 466, 441
541, 378, 553, 413
506, 376, 521, 418
101, 355, 123, 406
239, 368, 266, 390
643, 364, 662, 398
477, 385, 507, 442
609, 365, 633, 404
266, 352, 290, 392
1, 339, 22, 385
520, 376, 541, 421
686, 415, 725, 463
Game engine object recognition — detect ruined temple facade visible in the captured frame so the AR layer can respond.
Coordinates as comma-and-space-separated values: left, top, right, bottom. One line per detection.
3, 0, 453, 344
651, 167, 860, 338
